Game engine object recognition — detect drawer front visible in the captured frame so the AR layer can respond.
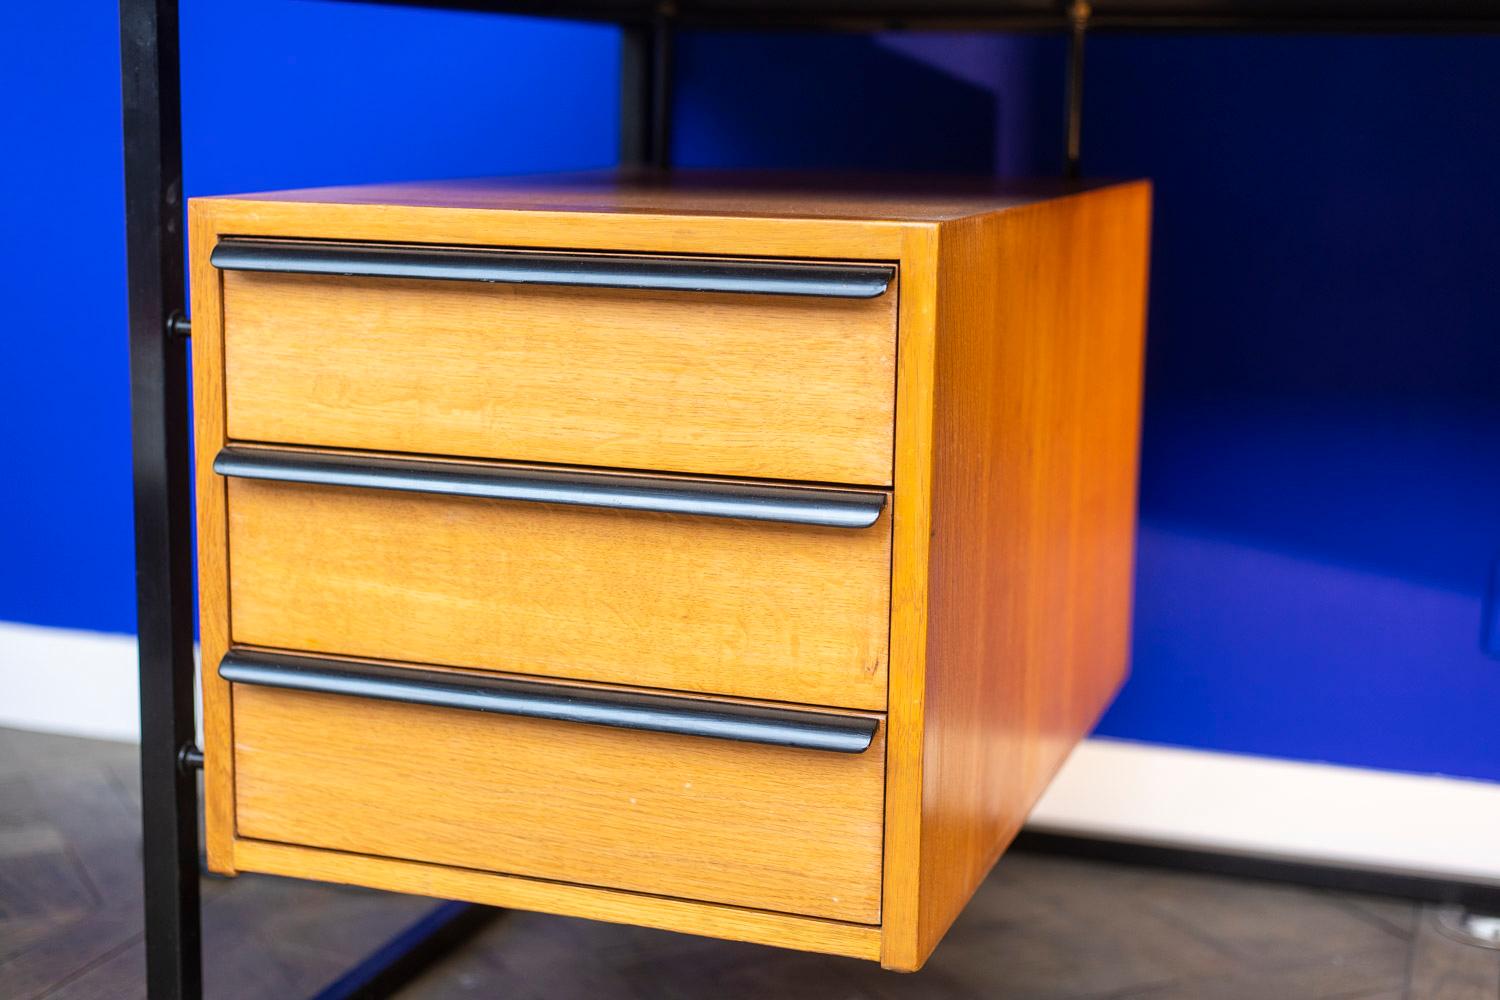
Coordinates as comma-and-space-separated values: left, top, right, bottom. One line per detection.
217, 244, 898, 485
230, 670, 886, 923
224, 465, 892, 710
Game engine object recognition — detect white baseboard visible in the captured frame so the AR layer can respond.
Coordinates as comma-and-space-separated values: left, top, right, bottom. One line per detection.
0, 620, 141, 741
4, 620, 1498, 885
1031, 738, 1500, 886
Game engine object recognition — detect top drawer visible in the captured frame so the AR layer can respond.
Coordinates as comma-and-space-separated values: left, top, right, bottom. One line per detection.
215, 239, 898, 485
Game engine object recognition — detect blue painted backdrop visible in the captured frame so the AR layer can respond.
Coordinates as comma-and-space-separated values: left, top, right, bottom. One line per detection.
3, 3, 1498, 782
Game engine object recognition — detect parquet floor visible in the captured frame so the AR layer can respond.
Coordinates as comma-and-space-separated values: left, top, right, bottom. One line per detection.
2, 726, 1495, 999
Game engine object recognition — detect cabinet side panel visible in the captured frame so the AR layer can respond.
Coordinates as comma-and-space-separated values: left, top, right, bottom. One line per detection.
916, 183, 1152, 960
187, 202, 236, 874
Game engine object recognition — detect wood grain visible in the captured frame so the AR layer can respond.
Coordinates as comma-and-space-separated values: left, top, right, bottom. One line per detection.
186, 200, 237, 874
880, 225, 941, 971
212, 170, 1089, 223
884, 182, 1153, 969
222, 269, 896, 485
232, 839, 883, 964
225, 477, 891, 709
232, 684, 886, 922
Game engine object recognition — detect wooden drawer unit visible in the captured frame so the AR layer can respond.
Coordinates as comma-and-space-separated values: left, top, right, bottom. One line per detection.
190, 173, 1152, 970
217, 240, 898, 485
220, 449, 891, 708
226, 652, 885, 923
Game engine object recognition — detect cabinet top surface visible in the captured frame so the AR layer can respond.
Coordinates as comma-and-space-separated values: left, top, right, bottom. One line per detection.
200, 170, 1130, 224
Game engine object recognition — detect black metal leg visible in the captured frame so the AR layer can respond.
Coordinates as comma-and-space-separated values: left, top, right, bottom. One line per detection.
1064, 0, 1089, 178
309, 902, 501, 1000
119, 1, 201, 997
619, 14, 674, 169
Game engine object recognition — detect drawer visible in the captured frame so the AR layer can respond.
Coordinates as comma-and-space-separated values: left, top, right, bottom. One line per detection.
214, 239, 898, 485
225, 650, 886, 923
220, 448, 892, 709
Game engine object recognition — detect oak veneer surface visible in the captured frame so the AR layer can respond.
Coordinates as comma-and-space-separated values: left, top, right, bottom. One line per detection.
232, 838, 883, 962
188, 209, 236, 874
226, 477, 891, 709
232, 684, 886, 923
215, 170, 1110, 221
222, 269, 897, 485
901, 181, 1153, 966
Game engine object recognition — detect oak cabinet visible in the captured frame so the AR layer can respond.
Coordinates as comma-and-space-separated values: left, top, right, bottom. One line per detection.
189, 172, 1151, 970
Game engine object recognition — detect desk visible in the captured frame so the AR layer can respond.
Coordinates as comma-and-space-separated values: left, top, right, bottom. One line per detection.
117, 3, 1498, 996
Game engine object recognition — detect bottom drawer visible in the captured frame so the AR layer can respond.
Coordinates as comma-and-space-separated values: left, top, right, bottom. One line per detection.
228, 656, 886, 923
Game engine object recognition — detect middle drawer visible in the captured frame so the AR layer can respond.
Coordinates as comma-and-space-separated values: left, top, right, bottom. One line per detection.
222, 449, 892, 710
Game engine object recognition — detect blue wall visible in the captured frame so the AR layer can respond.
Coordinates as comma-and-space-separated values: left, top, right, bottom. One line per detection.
3, 3, 1498, 783
0, 0, 617, 635
1081, 36, 1500, 781
671, 30, 1500, 782
1, 2, 136, 634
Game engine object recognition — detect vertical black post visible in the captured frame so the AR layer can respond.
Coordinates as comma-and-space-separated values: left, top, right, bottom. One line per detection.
1064, 0, 1089, 178
619, 20, 649, 166
619, 11, 674, 169
119, 1, 202, 998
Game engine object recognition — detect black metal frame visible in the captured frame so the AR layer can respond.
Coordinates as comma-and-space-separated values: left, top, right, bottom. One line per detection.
120, 3, 200, 997
119, 2, 1500, 997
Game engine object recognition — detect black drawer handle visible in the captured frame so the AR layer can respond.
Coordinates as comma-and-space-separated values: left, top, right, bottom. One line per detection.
210, 238, 894, 299
214, 447, 886, 529
220, 650, 878, 754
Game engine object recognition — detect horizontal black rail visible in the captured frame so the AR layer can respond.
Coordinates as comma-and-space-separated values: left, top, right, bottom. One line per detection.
329, 0, 1500, 33
210, 238, 894, 298
213, 447, 886, 528
309, 901, 500, 1000
220, 649, 879, 753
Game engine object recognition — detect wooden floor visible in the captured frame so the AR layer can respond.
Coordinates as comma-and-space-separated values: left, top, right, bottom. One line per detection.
2, 726, 1496, 1000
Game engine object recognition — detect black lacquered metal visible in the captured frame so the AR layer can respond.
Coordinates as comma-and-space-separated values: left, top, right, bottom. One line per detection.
220, 650, 880, 753
309, 901, 499, 1000
120, 2, 202, 997
210, 238, 894, 298
331, 1, 1500, 32
214, 447, 886, 528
